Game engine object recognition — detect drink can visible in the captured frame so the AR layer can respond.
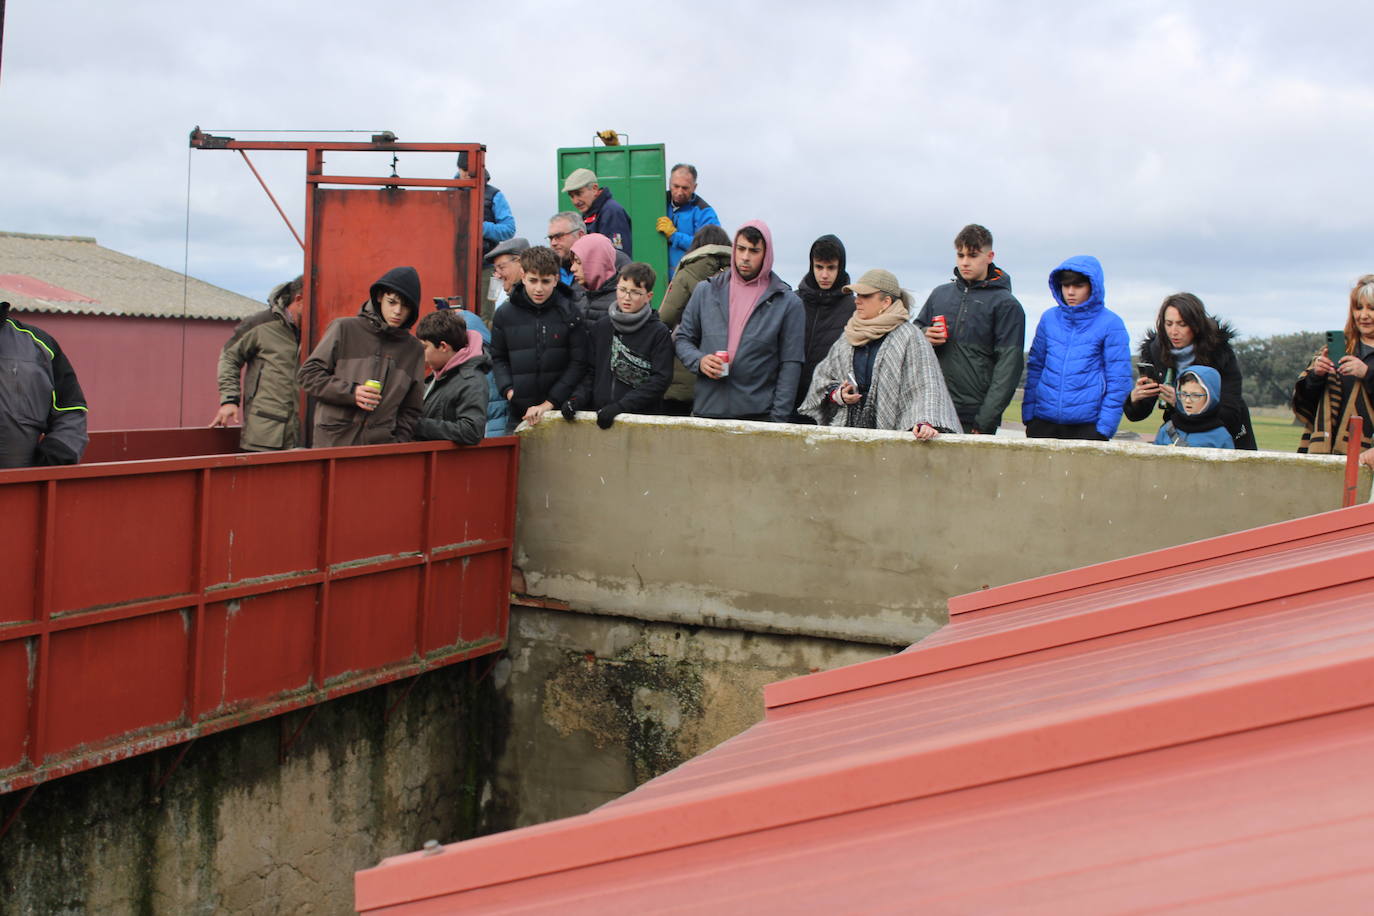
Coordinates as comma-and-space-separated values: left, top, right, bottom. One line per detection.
714, 350, 730, 378
933, 315, 947, 335
364, 379, 382, 392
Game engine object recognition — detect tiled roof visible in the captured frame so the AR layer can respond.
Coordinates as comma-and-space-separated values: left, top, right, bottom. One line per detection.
356, 502, 1374, 914
0, 231, 261, 320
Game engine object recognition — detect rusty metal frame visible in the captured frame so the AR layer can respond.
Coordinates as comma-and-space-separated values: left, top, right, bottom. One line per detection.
189, 128, 487, 359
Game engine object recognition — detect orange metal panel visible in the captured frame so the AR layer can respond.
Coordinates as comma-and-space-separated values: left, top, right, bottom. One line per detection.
0, 483, 40, 625
329, 453, 426, 567
198, 590, 317, 714
324, 568, 423, 681
43, 611, 191, 755
204, 462, 323, 587
49, 472, 198, 615
309, 188, 474, 351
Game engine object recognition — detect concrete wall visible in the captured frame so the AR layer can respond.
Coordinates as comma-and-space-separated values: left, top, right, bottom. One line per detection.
0, 661, 506, 915
493, 604, 889, 827
515, 416, 1365, 648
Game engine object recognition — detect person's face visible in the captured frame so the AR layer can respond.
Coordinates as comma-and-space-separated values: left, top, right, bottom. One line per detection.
812, 259, 840, 291
378, 291, 408, 327
570, 254, 585, 286
493, 254, 523, 292
1353, 297, 1374, 341
853, 291, 893, 321
286, 292, 304, 324
458, 168, 473, 181
616, 279, 652, 315
1060, 281, 1092, 307
421, 339, 451, 373
524, 272, 557, 305
734, 235, 766, 282
956, 246, 995, 284
1162, 306, 1195, 349
568, 184, 598, 213
548, 221, 582, 259
669, 169, 697, 207
1178, 379, 1209, 416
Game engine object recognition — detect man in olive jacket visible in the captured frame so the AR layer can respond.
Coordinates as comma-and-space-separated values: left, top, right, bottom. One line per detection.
211, 275, 303, 450
298, 267, 426, 447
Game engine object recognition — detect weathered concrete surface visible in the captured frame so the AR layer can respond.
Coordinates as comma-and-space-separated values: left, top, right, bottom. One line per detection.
493, 604, 889, 827
515, 416, 1365, 647
0, 661, 506, 915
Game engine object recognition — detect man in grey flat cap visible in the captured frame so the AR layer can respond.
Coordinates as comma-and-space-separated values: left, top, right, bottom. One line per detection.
562, 168, 632, 257
485, 237, 530, 312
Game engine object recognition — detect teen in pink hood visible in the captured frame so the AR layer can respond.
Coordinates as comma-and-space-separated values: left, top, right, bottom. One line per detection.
571, 234, 619, 324
671, 220, 805, 421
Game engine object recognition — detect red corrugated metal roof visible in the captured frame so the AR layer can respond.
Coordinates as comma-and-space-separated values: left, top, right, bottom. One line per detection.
356, 502, 1374, 914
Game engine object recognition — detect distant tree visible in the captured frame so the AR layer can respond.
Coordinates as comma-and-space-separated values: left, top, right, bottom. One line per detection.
1233, 332, 1323, 408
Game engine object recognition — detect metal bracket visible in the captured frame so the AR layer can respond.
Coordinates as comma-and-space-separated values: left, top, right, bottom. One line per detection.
279, 706, 319, 764
0, 785, 38, 844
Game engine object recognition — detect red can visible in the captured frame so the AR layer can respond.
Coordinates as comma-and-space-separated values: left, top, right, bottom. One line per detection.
714, 349, 731, 377
933, 315, 947, 334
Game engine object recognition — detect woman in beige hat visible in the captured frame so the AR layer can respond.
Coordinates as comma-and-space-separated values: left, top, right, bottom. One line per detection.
798, 268, 961, 439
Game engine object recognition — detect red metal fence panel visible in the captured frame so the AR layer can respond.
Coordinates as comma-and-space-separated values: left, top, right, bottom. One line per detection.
0, 433, 516, 794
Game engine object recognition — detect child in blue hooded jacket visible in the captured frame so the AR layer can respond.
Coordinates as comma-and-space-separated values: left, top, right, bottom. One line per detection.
1022, 256, 1132, 440
1153, 365, 1234, 449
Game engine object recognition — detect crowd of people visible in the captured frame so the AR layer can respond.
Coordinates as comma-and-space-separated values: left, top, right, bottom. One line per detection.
6, 156, 1374, 471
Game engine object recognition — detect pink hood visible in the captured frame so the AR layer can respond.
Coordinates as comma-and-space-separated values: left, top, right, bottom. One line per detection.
571, 234, 618, 290
727, 219, 775, 357
439, 328, 486, 378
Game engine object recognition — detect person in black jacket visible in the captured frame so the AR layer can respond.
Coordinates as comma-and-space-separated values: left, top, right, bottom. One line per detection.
490, 246, 588, 432
563, 262, 673, 429
792, 235, 856, 422
1123, 292, 1256, 449
414, 309, 489, 446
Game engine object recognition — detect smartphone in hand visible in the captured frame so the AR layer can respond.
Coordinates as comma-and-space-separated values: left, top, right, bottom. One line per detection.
1328, 330, 1347, 361
1137, 361, 1162, 382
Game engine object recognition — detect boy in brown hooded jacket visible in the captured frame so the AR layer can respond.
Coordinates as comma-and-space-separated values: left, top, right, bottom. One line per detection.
298, 266, 426, 447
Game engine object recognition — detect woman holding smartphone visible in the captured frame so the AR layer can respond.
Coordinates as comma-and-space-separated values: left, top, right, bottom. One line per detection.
1294, 275, 1374, 455
1124, 293, 1256, 449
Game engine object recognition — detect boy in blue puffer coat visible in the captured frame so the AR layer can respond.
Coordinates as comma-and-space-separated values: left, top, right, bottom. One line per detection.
1153, 365, 1234, 449
1022, 255, 1132, 440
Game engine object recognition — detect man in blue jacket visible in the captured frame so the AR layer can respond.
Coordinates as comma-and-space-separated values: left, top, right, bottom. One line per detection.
1022, 255, 1132, 440
657, 164, 721, 276
674, 220, 804, 422
564, 169, 633, 256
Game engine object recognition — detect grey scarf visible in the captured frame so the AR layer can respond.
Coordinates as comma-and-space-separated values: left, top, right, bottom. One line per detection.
610, 301, 652, 334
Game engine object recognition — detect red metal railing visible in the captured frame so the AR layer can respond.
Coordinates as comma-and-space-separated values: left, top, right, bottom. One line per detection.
0, 432, 517, 794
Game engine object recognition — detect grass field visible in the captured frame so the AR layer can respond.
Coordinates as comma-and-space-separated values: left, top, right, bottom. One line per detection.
1001, 401, 1304, 452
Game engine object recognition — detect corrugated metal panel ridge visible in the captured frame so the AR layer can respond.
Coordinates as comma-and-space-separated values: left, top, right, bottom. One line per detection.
0, 230, 261, 320
763, 505, 1374, 710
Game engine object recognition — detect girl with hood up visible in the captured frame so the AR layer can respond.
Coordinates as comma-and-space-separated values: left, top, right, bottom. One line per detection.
570, 234, 620, 324
1153, 365, 1234, 449
1125, 293, 1256, 449
799, 268, 961, 438
298, 266, 426, 447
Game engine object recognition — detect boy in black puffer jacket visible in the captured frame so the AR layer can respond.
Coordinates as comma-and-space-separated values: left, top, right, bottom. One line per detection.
564, 262, 673, 428
490, 246, 588, 433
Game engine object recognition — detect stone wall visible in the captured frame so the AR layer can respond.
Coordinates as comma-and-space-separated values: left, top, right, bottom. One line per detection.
0, 661, 505, 915
493, 604, 889, 827
514, 416, 1363, 648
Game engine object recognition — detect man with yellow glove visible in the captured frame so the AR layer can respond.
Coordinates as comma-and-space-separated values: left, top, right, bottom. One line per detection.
662, 164, 720, 276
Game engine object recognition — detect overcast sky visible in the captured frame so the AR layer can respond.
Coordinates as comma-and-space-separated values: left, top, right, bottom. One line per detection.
3, 0, 1373, 343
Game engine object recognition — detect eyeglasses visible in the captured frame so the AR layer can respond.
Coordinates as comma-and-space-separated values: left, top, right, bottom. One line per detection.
548, 230, 577, 242
1178, 391, 1208, 402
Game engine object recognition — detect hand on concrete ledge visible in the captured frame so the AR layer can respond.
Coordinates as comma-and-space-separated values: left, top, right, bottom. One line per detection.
561, 400, 578, 422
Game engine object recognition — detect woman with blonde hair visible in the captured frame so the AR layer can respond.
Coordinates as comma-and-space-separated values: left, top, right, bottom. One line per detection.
1294, 274, 1374, 454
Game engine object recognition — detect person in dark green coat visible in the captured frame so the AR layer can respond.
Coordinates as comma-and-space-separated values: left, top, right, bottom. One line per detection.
913, 224, 1025, 435
657, 225, 731, 415
212, 275, 303, 450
